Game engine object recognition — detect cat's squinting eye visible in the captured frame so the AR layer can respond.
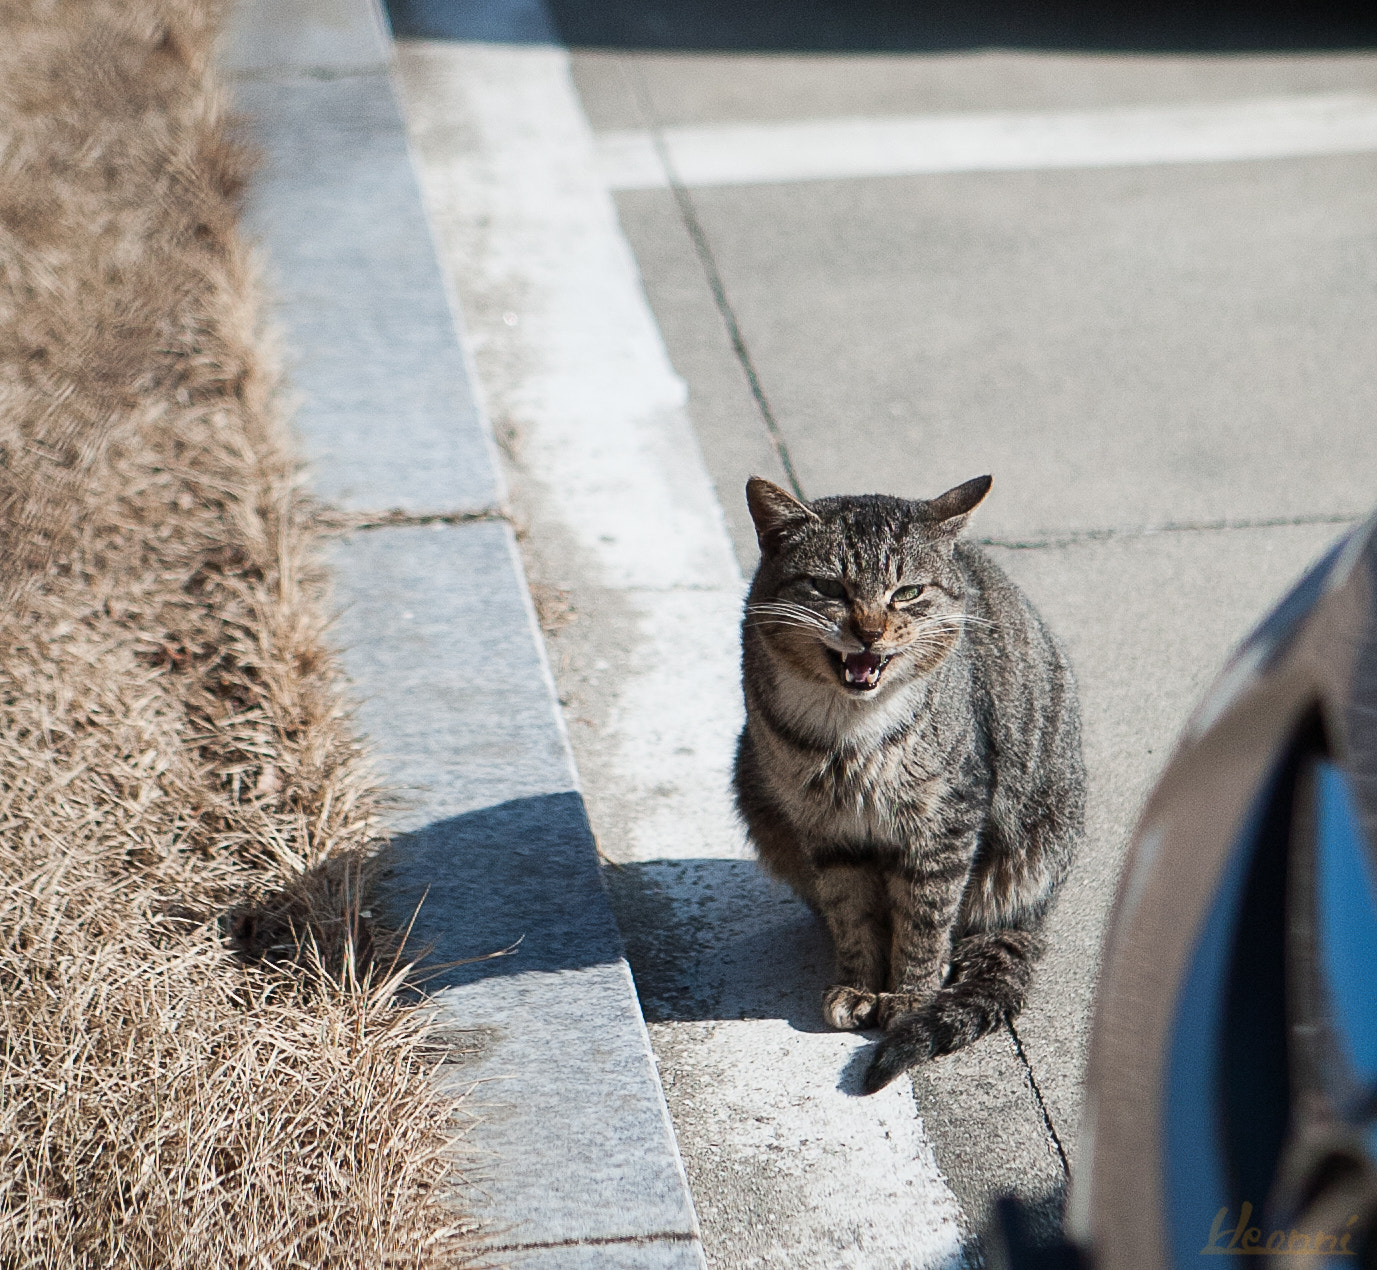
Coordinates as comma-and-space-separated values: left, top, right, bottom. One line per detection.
810, 577, 847, 600
892, 585, 926, 603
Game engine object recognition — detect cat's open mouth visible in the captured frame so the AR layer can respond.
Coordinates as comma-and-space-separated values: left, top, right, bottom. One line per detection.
829, 649, 891, 692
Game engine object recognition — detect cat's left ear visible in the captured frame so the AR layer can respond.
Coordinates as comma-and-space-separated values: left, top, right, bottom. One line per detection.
924, 475, 992, 539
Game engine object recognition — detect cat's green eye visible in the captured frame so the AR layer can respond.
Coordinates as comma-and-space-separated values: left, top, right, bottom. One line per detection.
892, 585, 926, 603
810, 577, 847, 600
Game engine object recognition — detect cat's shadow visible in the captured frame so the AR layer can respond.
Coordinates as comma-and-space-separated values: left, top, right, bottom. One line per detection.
604, 857, 841, 1032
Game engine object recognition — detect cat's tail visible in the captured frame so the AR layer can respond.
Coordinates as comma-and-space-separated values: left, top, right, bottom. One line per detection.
862, 928, 1043, 1094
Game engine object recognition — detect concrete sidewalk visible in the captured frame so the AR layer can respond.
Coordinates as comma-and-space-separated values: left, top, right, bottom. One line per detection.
557, 18, 1375, 1253
220, 1, 705, 1264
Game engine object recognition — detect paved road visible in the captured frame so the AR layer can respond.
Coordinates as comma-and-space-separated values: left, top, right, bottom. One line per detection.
391, 1, 1377, 1262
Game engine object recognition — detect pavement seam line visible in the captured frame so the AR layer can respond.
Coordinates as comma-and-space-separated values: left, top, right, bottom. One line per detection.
1007, 1019, 1071, 1180
482, 1231, 703, 1254
229, 65, 390, 84
977, 510, 1364, 551
618, 64, 807, 502
316, 506, 513, 532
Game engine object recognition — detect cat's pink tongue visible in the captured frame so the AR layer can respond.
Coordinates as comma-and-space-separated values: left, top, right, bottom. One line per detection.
843, 652, 883, 687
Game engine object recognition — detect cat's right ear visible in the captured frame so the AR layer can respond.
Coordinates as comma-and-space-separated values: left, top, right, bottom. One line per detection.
746, 477, 817, 556
924, 475, 992, 539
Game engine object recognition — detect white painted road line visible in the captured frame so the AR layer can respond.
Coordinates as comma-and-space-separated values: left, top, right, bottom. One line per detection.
394, 37, 745, 854
395, 32, 967, 1270
597, 92, 1377, 190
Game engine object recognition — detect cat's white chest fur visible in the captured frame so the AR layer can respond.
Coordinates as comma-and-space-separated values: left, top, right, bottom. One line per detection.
762, 676, 943, 846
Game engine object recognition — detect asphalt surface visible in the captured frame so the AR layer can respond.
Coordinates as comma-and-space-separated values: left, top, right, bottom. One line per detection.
570, 20, 1377, 1240
391, 2, 1377, 1263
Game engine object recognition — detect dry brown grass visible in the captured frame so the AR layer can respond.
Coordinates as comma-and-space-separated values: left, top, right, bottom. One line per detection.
0, 2, 476, 1264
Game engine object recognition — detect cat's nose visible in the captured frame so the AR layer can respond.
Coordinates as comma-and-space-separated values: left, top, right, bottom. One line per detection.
852, 616, 885, 646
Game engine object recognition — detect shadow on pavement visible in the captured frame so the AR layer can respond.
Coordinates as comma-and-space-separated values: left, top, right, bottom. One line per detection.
389, 0, 1377, 52
969, 1185, 1071, 1263
604, 856, 840, 1032
377, 790, 628, 987
375, 797, 843, 1033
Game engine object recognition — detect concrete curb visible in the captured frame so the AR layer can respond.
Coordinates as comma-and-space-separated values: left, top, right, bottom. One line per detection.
220, 2, 705, 1264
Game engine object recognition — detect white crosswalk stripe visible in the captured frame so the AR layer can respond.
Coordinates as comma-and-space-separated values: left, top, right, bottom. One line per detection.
597, 92, 1377, 190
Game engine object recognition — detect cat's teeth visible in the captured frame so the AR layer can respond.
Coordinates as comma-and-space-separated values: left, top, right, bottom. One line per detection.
842, 651, 889, 688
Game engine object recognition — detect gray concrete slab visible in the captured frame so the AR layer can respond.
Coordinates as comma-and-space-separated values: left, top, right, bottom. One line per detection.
601, 190, 790, 566
991, 520, 1349, 1164
431, 962, 698, 1249
641, 1015, 970, 1270
327, 524, 572, 824
912, 1032, 1065, 1245
608, 857, 1050, 1262
323, 447, 701, 1266
220, 0, 391, 75
582, 41, 1377, 1251
614, 149, 1377, 548
235, 73, 503, 515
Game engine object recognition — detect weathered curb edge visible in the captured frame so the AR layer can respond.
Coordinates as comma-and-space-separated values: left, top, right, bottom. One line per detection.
219, 1, 706, 1264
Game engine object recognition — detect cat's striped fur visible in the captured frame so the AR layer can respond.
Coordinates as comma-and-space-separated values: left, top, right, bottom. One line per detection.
733, 476, 1084, 1093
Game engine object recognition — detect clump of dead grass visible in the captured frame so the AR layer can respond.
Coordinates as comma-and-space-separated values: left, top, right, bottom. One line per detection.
0, 2, 475, 1264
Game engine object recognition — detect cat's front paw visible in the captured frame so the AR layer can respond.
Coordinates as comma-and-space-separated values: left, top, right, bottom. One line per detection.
877, 991, 930, 1030
822, 984, 878, 1030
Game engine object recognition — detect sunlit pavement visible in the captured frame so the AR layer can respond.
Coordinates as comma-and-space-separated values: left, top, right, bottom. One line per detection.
391, 2, 1377, 1262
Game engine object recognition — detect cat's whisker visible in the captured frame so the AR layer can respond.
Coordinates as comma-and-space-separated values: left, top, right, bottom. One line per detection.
748, 615, 841, 640
903, 642, 953, 658
751, 617, 836, 636
909, 618, 996, 642
748, 610, 832, 629
909, 626, 965, 640
747, 602, 836, 635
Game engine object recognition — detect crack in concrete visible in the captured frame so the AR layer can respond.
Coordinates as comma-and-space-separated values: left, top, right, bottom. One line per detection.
482, 1231, 702, 1254
620, 65, 807, 503
1007, 1019, 1070, 1180
316, 505, 513, 532
978, 510, 1363, 551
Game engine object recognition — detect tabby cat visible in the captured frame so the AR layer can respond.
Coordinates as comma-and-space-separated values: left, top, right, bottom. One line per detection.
733, 475, 1084, 1093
